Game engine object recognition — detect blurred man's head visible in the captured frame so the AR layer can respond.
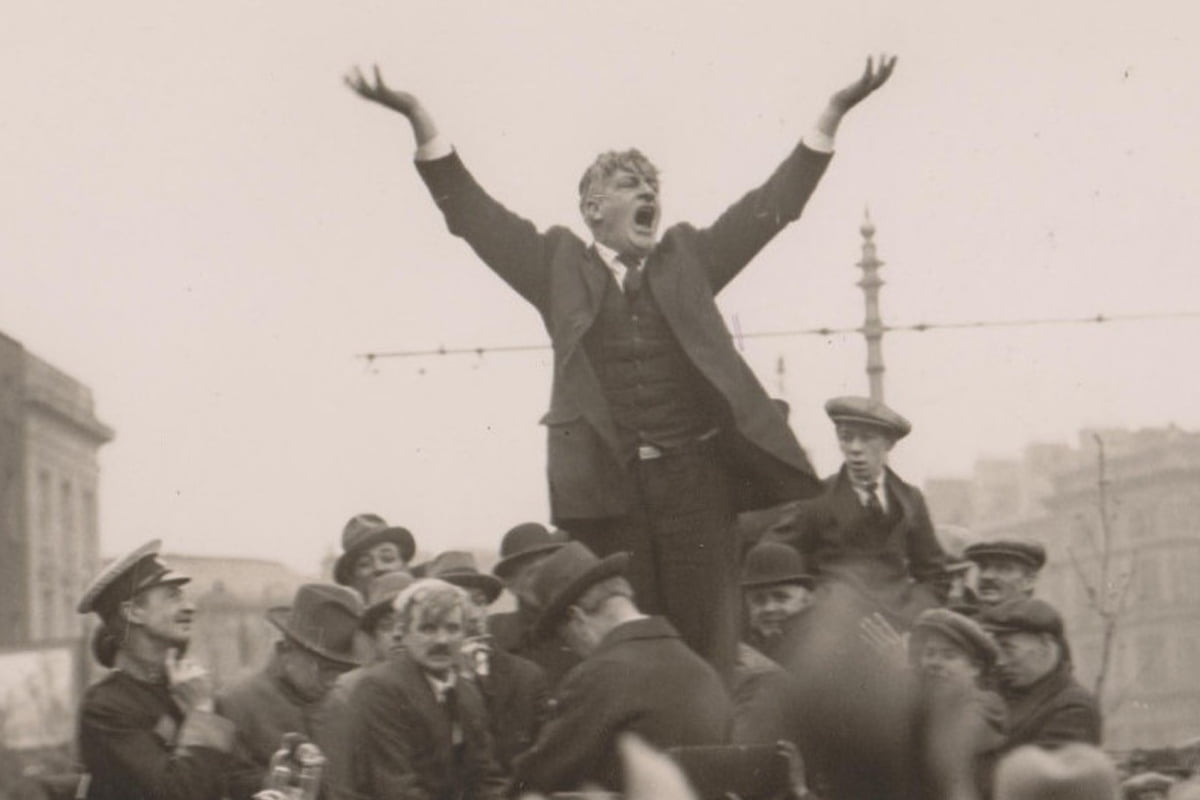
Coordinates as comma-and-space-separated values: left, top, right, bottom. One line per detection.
910, 608, 997, 687
979, 598, 1066, 690
277, 638, 350, 702
527, 542, 638, 656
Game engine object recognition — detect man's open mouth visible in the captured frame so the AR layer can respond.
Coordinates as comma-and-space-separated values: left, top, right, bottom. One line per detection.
633, 205, 656, 229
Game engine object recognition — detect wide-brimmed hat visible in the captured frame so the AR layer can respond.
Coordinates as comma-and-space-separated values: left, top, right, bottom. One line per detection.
78, 539, 190, 619
994, 744, 1117, 800
911, 608, 999, 670
529, 542, 630, 638
266, 583, 365, 667
741, 542, 815, 590
825, 396, 912, 440
361, 571, 416, 632
425, 551, 503, 605
492, 522, 567, 581
965, 538, 1047, 571
333, 513, 416, 586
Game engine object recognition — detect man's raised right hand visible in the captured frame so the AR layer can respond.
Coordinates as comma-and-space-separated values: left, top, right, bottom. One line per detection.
344, 65, 420, 117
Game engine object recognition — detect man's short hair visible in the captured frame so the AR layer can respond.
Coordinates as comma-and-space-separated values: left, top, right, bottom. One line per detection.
578, 150, 660, 210
392, 578, 469, 637
574, 575, 634, 614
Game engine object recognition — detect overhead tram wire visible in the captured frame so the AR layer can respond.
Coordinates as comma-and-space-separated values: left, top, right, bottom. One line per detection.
356, 309, 1200, 364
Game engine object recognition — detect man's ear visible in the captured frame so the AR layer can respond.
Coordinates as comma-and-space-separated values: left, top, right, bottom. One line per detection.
581, 196, 604, 226
120, 599, 144, 625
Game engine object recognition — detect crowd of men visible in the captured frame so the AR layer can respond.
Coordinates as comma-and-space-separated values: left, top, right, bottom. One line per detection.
59, 50, 1200, 800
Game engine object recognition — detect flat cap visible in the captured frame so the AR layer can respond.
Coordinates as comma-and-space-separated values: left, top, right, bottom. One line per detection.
911, 608, 999, 669
825, 396, 911, 440
964, 539, 1047, 570
978, 597, 1064, 638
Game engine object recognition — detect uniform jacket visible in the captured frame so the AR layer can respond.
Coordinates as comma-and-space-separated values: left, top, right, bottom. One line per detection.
1000, 661, 1102, 751
77, 670, 237, 800
345, 652, 505, 800
511, 616, 732, 793
764, 466, 945, 622
215, 655, 328, 773
415, 144, 832, 523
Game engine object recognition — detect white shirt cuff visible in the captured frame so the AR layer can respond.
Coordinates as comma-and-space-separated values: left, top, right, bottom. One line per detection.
415, 134, 454, 161
802, 127, 836, 154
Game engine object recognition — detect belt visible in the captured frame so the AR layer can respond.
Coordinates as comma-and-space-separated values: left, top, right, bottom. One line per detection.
636, 428, 719, 461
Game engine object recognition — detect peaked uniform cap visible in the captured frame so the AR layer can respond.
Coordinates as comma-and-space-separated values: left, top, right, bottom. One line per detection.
266, 583, 365, 667
333, 513, 416, 586
911, 607, 1000, 669
965, 539, 1048, 570
77, 539, 190, 618
825, 396, 912, 440
741, 542, 815, 589
425, 551, 503, 605
493, 522, 567, 580
529, 542, 630, 638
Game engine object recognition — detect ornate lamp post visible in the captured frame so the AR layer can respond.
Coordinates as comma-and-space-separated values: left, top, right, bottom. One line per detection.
857, 209, 886, 402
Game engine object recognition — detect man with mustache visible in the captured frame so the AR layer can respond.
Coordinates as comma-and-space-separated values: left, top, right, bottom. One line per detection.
345, 579, 505, 800
345, 56, 896, 678
964, 539, 1046, 609
76, 540, 240, 800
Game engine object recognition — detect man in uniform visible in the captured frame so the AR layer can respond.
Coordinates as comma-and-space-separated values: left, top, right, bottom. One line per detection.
76, 540, 242, 800
345, 56, 896, 677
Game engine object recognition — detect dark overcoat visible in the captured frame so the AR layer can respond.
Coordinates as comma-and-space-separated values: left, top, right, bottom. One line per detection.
77, 670, 238, 800
344, 652, 505, 800
764, 466, 945, 622
474, 648, 549, 774
215, 656, 327, 772
414, 144, 832, 523
511, 616, 732, 793
1000, 661, 1102, 751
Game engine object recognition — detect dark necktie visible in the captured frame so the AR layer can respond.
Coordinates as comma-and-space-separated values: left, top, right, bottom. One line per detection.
863, 481, 884, 516
619, 253, 643, 297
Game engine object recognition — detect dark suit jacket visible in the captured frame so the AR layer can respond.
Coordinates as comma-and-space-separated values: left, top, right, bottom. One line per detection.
415, 144, 832, 522
1000, 661, 1102, 752
511, 616, 732, 793
77, 670, 237, 800
345, 652, 505, 800
475, 649, 549, 775
764, 466, 945, 622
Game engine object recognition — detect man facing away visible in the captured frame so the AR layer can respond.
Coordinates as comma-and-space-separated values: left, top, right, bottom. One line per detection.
345, 55, 895, 678
511, 542, 731, 795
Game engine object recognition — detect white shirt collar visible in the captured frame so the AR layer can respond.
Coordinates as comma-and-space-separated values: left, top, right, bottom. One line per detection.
593, 241, 642, 283
851, 471, 888, 512
424, 669, 456, 703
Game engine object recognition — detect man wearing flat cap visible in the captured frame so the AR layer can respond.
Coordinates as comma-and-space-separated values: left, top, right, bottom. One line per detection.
333, 513, 417, 599
511, 542, 731, 794
486, 522, 579, 687
76, 540, 240, 800
764, 395, 946, 625
426, 551, 550, 776
217, 583, 364, 792
979, 598, 1102, 752
965, 538, 1046, 609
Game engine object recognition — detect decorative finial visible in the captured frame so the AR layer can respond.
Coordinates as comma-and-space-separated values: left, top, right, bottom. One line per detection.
860, 206, 875, 238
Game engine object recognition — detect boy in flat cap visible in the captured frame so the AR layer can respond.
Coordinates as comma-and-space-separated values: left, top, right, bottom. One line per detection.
76, 540, 240, 800
765, 395, 946, 625
979, 598, 1102, 752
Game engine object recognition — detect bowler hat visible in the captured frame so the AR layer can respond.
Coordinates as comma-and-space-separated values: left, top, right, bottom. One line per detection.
825, 396, 911, 440
361, 571, 416, 632
333, 513, 416, 586
741, 542, 815, 590
266, 583, 365, 667
965, 539, 1047, 571
493, 522, 567, 581
529, 542, 630, 638
994, 744, 1117, 800
978, 597, 1064, 638
426, 551, 503, 605
911, 608, 999, 670
78, 539, 190, 620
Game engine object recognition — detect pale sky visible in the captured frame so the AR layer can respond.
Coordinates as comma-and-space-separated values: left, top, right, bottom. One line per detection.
4, 1, 1199, 573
